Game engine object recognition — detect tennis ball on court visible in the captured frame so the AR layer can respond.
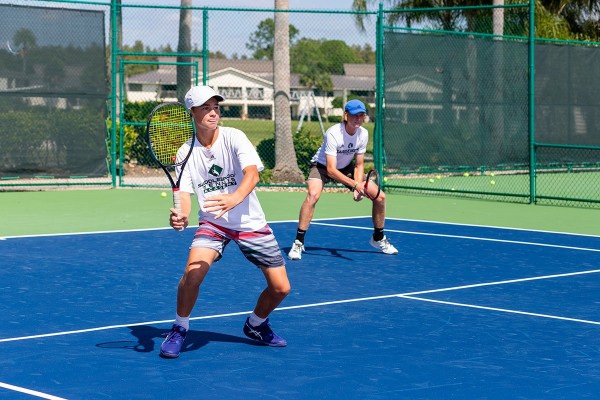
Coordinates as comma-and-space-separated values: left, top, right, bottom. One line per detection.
429, 178, 435, 183
490, 180, 496, 185
436, 175, 441, 179
161, 191, 167, 197
383, 177, 388, 182
490, 173, 495, 177
463, 172, 470, 177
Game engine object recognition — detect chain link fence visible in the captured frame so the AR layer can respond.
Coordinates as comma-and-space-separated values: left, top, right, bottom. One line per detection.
1, 1, 599, 208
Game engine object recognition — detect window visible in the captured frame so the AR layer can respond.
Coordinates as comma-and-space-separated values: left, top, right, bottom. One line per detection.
219, 87, 243, 99
246, 87, 264, 100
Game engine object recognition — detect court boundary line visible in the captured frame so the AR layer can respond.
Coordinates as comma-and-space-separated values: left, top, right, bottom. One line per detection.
0, 382, 66, 400
311, 222, 600, 252
2, 216, 599, 240
397, 295, 600, 326
1, 268, 598, 344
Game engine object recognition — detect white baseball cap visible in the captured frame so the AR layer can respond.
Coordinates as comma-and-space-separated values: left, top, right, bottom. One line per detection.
184, 85, 225, 109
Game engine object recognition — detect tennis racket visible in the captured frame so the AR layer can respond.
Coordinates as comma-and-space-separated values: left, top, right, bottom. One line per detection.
364, 168, 381, 200
146, 102, 195, 213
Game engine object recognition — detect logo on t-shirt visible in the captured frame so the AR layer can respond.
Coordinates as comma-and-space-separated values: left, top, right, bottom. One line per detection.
208, 164, 223, 177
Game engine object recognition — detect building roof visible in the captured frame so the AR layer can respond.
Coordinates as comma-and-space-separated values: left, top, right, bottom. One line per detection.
126, 58, 376, 91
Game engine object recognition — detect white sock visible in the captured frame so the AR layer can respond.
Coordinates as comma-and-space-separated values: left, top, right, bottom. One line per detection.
248, 312, 266, 327
175, 314, 190, 331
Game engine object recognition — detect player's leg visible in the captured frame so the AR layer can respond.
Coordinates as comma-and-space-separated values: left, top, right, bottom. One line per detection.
254, 265, 291, 318
289, 165, 325, 260
243, 265, 290, 347
237, 226, 290, 346
161, 226, 224, 358
369, 191, 398, 254
176, 247, 219, 318
298, 177, 324, 230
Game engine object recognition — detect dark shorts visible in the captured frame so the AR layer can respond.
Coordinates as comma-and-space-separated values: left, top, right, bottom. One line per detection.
191, 221, 285, 268
308, 162, 355, 191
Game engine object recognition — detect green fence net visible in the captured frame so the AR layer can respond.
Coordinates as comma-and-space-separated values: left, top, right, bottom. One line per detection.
0, 3, 109, 182
0, 1, 598, 208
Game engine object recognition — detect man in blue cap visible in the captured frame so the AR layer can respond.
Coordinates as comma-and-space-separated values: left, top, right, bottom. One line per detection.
288, 99, 398, 260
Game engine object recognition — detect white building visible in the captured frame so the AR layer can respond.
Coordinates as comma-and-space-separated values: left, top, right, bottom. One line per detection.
124, 57, 376, 120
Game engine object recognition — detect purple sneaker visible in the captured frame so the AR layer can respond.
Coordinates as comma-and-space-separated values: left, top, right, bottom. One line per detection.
160, 324, 187, 358
243, 318, 287, 347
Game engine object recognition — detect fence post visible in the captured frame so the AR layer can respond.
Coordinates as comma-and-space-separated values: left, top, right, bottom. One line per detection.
528, 0, 536, 203
375, 1, 384, 182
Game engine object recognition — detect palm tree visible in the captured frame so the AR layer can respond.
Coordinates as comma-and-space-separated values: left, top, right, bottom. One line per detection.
13, 28, 37, 85
177, 0, 192, 102
271, 0, 305, 183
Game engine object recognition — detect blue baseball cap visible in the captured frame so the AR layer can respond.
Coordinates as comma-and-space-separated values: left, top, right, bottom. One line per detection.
344, 99, 367, 115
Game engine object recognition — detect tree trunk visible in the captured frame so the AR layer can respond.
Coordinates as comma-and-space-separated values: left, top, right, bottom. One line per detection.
272, 0, 305, 183
177, 0, 192, 102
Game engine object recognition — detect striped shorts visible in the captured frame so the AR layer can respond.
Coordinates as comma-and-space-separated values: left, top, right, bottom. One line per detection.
191, 220, 285, 268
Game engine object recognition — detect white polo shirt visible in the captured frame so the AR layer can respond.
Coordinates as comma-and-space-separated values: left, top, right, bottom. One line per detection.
177, 127, 266, 231
310, 122, 368, 169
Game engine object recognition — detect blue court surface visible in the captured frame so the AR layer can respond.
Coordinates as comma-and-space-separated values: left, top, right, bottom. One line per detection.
1, 217, 599, 399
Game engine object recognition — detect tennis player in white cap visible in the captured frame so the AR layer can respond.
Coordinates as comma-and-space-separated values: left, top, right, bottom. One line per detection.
160, 85, 291, 358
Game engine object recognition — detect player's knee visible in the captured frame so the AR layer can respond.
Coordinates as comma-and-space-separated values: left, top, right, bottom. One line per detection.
306, 190, 321, 205
270, 282, 291, 299
182, 264, 208, 286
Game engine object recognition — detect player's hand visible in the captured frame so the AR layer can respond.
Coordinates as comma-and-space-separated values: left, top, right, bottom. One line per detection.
353, 181, 365, 202
169, 208, 189, 230
203, 194, 238, 219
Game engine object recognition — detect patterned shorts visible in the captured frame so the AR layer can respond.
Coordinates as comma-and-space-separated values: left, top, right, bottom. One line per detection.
191, 220, 285, 268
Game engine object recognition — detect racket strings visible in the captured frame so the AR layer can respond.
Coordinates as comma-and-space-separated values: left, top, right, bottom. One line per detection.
148, 104, 194, 166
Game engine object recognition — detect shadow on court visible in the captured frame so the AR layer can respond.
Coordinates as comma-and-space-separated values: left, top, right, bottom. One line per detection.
95, 325, 255, 354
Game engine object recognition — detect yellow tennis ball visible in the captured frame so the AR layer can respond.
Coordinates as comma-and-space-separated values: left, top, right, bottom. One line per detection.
490, 173, 495, 177
463, 172, 469, 177
436, 175, 441, 179
161, 191, 167, 197
429, 178, 435, 183
490, 180, 496, 185
383, 177, 388, 182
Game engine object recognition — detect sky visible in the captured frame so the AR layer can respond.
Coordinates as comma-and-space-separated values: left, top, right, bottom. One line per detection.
1, 0, 380, 56
119, 0, 379, 57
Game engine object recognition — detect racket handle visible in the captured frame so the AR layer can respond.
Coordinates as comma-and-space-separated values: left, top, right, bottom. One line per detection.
172, 188, 182, 213
172, 189, 184, 231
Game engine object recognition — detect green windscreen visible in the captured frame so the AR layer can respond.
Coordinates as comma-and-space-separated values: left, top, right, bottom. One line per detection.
0, 4, 108, 178
535, 43, 600, 147
383, 32, 529, 172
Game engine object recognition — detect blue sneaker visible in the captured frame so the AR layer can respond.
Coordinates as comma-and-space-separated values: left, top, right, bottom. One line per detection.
160, 324, 187, 358
243, 318, 287, 347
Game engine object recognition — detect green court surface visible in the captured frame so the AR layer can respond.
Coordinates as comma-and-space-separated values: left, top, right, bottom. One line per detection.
1, 189, 599, 237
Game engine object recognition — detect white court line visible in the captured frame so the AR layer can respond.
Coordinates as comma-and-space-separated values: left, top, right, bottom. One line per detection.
402, 269, 600, 296
398, 295, 600, 326
311, 222, 600, 252
2, 269, 598, 344
0, 382, 67, 400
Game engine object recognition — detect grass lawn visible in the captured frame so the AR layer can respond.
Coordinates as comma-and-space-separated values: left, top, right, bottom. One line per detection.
221, 119, 375, 153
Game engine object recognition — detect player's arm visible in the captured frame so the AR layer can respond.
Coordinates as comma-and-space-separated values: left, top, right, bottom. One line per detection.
170, 191, 191, 230
203, 164, 260, 219
352, 153, 367, 199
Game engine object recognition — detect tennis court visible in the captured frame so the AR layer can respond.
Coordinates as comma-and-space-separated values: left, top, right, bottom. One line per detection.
1, 214, 599, 399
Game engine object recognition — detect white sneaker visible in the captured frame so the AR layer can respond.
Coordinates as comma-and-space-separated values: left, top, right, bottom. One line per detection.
288, 240, 305, 260
369, 236, 398, 255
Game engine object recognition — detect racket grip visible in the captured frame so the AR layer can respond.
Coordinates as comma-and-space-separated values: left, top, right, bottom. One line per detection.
172, 189, 184, 231
172, 188, 182, 213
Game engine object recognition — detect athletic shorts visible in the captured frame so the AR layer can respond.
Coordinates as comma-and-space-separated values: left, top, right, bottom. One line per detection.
190, 220, 285, 268
308, 162, 355, 191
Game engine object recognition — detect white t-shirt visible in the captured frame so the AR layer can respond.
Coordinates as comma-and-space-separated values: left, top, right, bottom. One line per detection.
176, 127, 266, 231
310, 122, 368, 169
